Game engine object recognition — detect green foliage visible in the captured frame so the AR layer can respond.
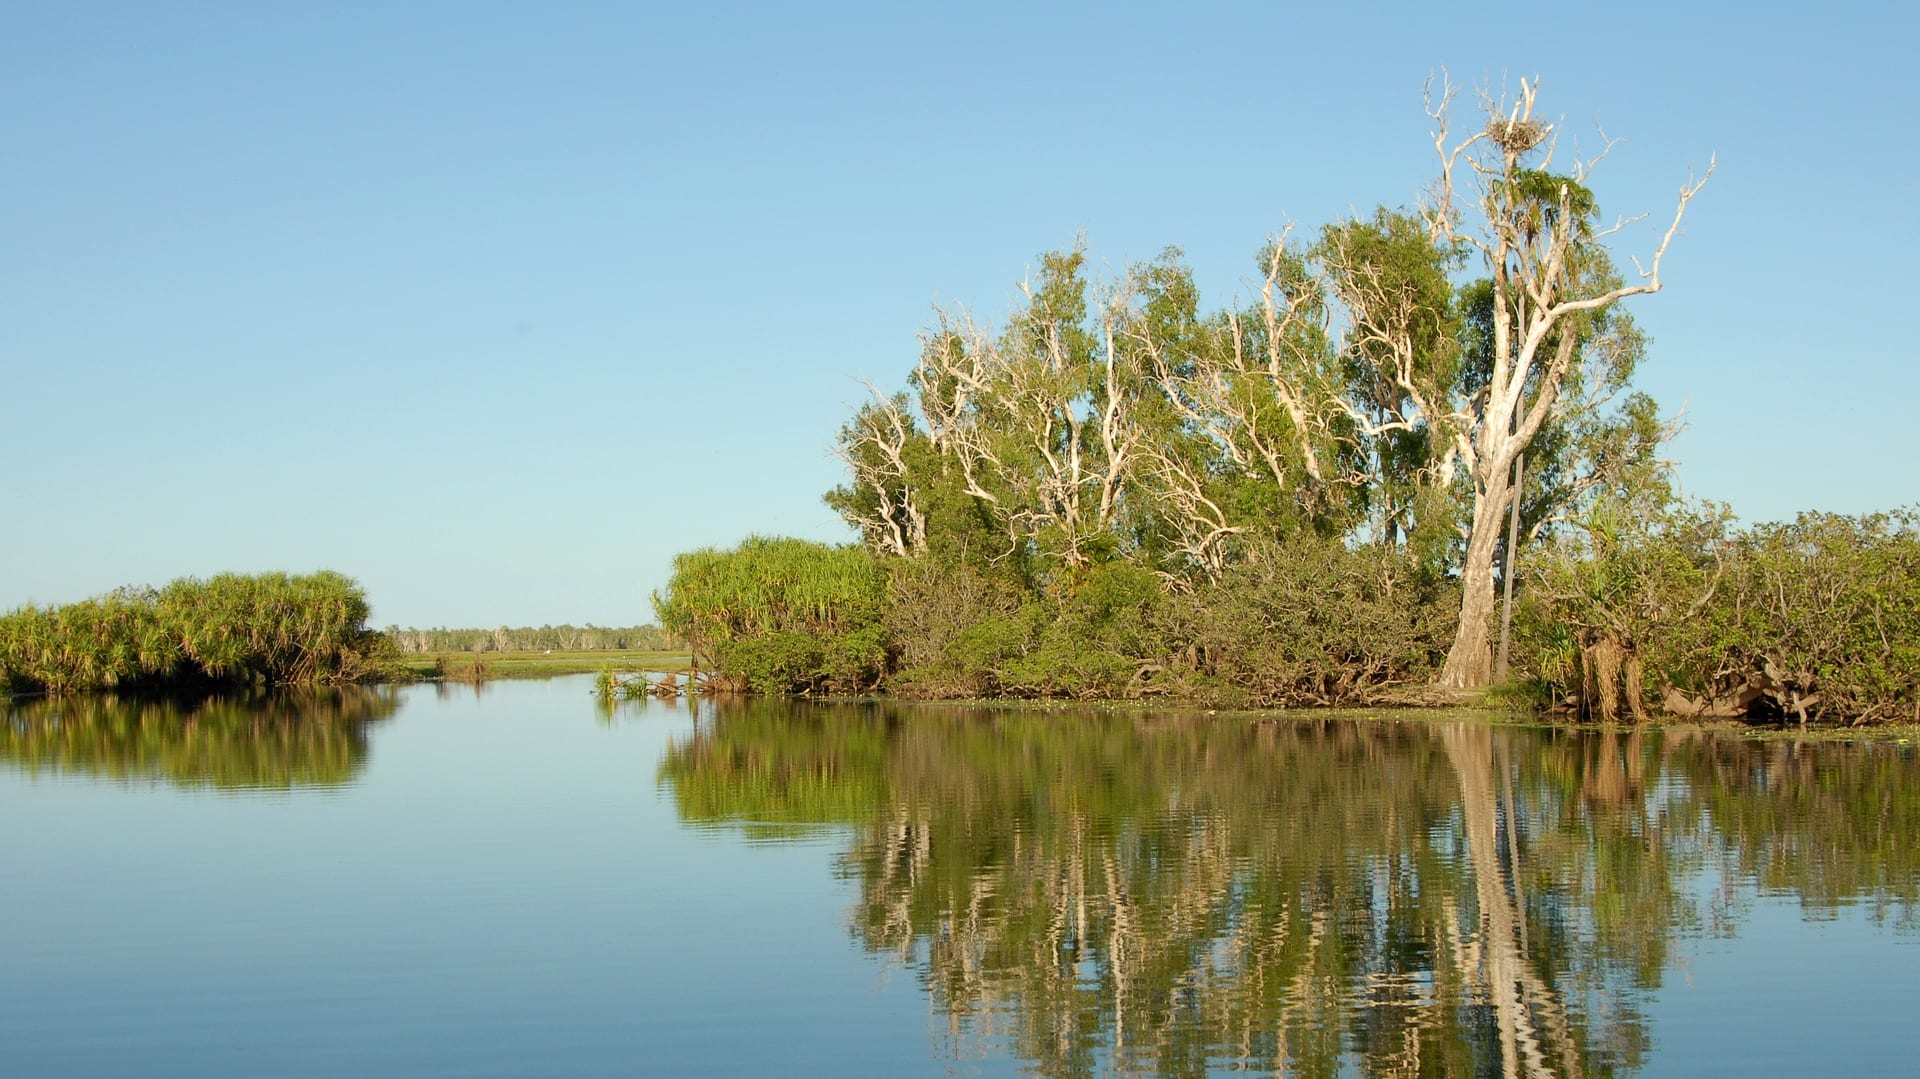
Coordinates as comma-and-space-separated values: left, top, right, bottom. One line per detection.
745, 98, 1868, 714
873, 540, 1453, 707
883, 557, 1175, 701
0, 572, 400, 697
818, 82, 1720, 692
1518, 494, 1729, 709
766, 224, 1897, 718
880, 555, 1032, 697
1163, 537, 1459, 707
819, 222, 1682, 697
833, 241, 1364, 583
998, 562, 1166, 698
1718, 510, 1920, 721
1519, 502, 1920, 723
652, 536, 887, 696
1315, 209, 1467, 551
1501, 168, 1599, 248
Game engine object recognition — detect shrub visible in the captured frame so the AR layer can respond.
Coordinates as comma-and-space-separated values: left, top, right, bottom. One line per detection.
1717, 510, 1920, 722
880, 556, 1032, 697
653, 536, 887, 696
0, 572, 397, 697
1515, 497, 1728, 722
1161, 538, 1458, 707
881, 556, 1171, 700
1518, 503, 1920, 724
999, 562, 1166, 699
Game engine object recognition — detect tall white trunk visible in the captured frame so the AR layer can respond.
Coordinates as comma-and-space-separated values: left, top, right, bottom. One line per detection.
1441, 464, 1513, 688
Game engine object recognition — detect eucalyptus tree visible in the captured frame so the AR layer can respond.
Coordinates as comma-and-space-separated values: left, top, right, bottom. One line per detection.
994, 246, 1154, 570
1336, 76, 1710, 687
827, 388, 931, 559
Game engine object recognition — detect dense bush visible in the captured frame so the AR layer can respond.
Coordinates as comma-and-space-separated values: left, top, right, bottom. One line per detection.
1519, 504, 1920, 723
662, 503, 1916, 723
1160, 538, 1458, 707
0, 572, 400, 697
652, 536, 887, 696
884, 557, 1168, 700
999, 562, 1168, 698
1719, 511, 1920, 721
876, 540, 1451, 706
881, 556, 1035, 698
1513, 497, 1725, 721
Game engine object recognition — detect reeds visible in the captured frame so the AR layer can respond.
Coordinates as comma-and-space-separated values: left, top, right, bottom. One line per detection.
433, 655, 493, 684
593, 666, 731, 700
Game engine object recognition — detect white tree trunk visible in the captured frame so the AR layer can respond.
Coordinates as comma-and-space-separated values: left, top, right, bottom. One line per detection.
1420, 75, 1710, 690
1441, 466, 1512, 688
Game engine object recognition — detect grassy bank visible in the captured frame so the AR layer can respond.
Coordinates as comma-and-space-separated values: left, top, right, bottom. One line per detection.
399, 648, 691, 682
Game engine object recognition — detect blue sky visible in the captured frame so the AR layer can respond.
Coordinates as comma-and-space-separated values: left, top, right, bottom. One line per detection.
3, 1, 1913, 627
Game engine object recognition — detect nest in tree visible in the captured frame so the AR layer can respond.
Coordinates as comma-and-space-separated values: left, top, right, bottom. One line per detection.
1486, 117, 1547, 155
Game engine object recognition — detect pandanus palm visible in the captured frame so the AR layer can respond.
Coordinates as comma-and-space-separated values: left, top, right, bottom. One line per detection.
2, 571, 389, 697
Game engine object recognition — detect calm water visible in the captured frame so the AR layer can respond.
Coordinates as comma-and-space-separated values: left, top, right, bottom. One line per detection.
2, 678, 1915, 1077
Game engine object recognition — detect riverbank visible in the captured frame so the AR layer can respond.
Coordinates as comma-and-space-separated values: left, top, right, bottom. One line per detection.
398, 648, 690, 683
821, 692, 1920, 741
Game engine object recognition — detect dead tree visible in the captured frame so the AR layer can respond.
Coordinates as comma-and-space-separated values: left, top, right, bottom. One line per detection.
1415, 75, 1711, 688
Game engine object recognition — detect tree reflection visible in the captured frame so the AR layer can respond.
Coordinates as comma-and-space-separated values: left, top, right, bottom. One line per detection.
660, 703, 1919, 1076
0, 687, 400, 790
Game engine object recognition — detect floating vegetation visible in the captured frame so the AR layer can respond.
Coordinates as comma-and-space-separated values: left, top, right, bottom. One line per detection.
593, 666, 727, 701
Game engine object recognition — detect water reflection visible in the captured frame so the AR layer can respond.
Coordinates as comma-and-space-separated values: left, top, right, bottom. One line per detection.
660, 703, 1919, 1077
0, 687, 401, 791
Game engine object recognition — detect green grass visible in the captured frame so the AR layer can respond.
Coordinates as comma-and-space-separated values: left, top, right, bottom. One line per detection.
398, 649, 692, 681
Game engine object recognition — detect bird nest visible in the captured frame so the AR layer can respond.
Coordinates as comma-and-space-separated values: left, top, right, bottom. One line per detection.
1485, 117, 1547, 155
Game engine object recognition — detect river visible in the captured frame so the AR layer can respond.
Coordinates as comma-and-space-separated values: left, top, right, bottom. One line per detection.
3, 676, 1915, 1076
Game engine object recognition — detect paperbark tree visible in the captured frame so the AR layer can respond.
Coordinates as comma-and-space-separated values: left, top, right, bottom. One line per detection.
1318, 207, 1467, 570
994, 250, 1148, 569
827, 388, 929, 558
832, 247, 1154, 575
1133, 237, 1352, 578
1414, 76, 1709, 688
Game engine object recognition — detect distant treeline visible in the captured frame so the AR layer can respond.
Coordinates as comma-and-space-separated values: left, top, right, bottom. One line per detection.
0, 571, 399, 697
385, 623, 680, 654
